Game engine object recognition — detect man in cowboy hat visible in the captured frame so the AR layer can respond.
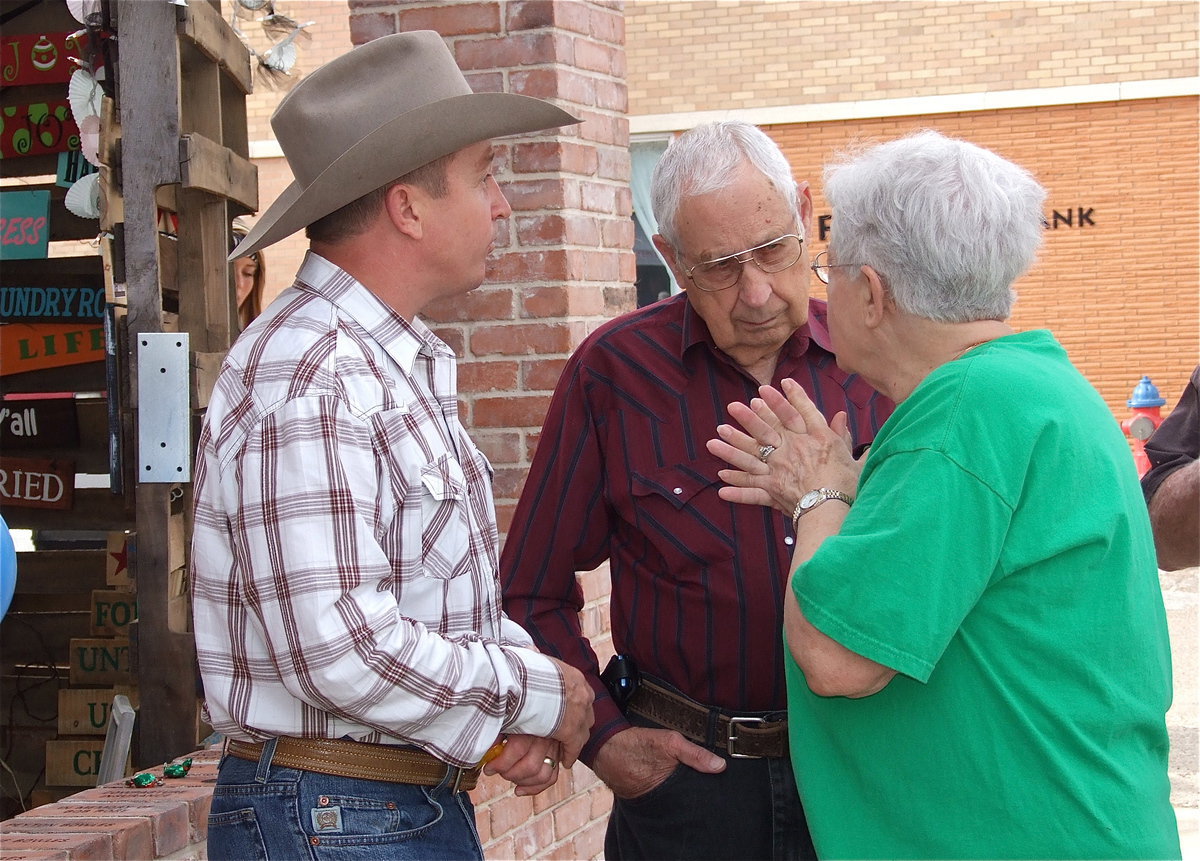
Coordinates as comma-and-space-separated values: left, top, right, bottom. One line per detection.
191, 31, 594, 860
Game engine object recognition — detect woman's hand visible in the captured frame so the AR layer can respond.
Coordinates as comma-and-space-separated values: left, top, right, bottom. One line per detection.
706, 378, 862, 514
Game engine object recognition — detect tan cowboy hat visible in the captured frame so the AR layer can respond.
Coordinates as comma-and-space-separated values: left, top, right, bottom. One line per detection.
229, 30, 580, 260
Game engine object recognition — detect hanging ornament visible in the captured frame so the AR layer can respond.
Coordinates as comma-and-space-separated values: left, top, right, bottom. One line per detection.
68, 68, 103, 127
78, 114, 102, 167
65, 171, 101, 219
65, 0, 101, 25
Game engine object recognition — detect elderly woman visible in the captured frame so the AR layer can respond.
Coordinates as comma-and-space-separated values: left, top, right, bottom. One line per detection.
708, 131, 1179, 860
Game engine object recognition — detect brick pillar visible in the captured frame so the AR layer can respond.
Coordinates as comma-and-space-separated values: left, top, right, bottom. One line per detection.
348, 0, 636, 527
348, 3, 630, 857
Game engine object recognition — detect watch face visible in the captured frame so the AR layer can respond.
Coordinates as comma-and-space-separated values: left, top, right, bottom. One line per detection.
799, 489, 822, 509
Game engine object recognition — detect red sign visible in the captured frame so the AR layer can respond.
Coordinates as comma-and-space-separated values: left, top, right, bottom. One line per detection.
0, 322, 106, 376
1, 99, 80, 159
1, 32, 88, 87
0, 455, 75, 510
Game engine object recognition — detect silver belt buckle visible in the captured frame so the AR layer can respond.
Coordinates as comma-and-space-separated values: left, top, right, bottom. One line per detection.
727, 716, 766, 759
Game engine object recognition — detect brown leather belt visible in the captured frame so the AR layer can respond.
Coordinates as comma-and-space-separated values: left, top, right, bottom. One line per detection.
628, 678, 788, 759
226, 737, 481, 791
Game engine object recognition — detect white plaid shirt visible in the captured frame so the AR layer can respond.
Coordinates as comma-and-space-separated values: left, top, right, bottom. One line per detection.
192, 252, 564, 767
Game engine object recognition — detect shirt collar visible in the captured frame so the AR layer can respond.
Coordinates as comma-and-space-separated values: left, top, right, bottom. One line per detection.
679, 293, 834, 363
295, 251, 453, 374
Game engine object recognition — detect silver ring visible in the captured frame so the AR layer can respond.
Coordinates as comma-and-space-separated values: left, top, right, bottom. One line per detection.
543, 756, 557, 768
757, 444, 777, 463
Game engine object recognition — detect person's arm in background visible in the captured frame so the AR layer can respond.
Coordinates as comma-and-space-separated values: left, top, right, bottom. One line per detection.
1141, 366, 1200, 571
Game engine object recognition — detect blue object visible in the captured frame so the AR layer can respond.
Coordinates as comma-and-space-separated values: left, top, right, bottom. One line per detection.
0, 513, 16, 621
1127, 375, 1166, 409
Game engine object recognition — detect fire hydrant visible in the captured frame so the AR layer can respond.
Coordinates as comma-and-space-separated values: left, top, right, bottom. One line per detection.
1121, 375, 1165, 477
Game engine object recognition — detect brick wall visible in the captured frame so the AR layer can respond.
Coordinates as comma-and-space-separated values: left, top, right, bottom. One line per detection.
345, 3, 632, 858
625, 1, 1197, 116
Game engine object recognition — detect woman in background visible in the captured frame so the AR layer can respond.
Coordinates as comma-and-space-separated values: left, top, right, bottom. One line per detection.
231, 218, 266, 329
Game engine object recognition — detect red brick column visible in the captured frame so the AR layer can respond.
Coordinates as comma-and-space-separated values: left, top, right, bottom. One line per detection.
348, 3, 632, 858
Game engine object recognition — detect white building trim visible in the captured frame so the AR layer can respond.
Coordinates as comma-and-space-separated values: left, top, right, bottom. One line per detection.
629, 77, 1200, 135
247, 78, 1199, 154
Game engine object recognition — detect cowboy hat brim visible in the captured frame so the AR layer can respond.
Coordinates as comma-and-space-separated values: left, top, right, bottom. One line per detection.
230, 92, 579, 261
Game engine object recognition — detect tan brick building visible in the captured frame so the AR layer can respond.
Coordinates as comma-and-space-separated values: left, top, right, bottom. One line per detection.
228, 2, 1197, 858
624, 0, 1198, 417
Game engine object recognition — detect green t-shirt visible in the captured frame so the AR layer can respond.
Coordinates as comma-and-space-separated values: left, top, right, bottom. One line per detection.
788, 331, 1179, 860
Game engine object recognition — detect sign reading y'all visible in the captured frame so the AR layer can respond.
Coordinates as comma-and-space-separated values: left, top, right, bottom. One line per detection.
0, 395, 79, 449
0, 454, 75, 510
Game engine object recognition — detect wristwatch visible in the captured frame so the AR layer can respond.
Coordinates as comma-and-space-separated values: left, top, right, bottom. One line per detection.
791, 488, 854, 528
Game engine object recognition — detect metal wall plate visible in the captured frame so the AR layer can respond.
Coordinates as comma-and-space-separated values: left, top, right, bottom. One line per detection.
137, 332, 190, 482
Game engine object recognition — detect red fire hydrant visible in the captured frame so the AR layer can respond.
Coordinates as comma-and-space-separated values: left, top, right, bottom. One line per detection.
1121, 375, 1165, 477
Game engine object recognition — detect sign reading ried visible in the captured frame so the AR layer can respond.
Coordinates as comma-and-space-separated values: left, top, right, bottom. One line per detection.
0, 454, 75, 509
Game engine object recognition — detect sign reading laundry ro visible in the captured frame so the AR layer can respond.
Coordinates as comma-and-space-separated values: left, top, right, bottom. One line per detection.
1, 285, 105, 322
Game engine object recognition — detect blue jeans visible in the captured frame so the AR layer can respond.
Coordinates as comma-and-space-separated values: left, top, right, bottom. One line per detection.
605, 714, 815, 861
207, 742, 483, 861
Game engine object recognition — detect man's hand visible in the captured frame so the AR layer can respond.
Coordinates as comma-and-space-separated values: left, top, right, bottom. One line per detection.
546, 657, 595, 768
591, 727, 725, 799
483, 734, 562, 797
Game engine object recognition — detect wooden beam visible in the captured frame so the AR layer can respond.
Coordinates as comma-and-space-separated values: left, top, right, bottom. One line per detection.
177, 0, 253, 95
179, 133, 258, 210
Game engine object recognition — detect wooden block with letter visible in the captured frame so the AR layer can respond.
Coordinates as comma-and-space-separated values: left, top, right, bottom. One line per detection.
57, 685, 139, 736
91, 588, 137, 635
45, 738, 109, 787
68, 637, 131, 686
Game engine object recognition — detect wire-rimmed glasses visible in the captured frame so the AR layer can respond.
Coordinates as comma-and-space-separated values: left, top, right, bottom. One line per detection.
683, 233, 804, 292
810, 250, 865, 284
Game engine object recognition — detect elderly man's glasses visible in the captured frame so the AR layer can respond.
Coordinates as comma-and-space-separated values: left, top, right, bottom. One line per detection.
683, 233, 804, 292
810, 250, 864, 284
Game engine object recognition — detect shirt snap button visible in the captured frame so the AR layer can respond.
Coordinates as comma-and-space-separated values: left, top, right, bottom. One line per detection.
673, 487, 683, 495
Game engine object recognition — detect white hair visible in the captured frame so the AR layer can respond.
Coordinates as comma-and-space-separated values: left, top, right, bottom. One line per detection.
824, 130, 1046, 322
650, 121, 800, 250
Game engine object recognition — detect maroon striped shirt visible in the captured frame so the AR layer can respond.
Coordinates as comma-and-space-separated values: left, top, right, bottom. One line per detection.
501, 293, 894, 763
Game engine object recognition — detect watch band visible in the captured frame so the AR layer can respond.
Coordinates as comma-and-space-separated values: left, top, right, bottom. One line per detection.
791, 488, 853, 529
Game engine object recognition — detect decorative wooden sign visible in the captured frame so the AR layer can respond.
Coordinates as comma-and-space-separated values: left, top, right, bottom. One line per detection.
68, 637, 131, 686
1, 99, 80, 159
56, 148, 99, 188
91, 589, 137, 636
0, 32, 88, 87
0, 395, 79, 449
0, 322, 105, 376
0, 189, 50, 259
45, 738, 108, 787
57, 686, 139, 736
0, 285, 105, 322
106, 531, 132, 587
0, 455, 74, 510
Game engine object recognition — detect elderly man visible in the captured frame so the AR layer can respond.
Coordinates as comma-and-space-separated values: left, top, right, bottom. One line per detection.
191, 32, 594, 860
501, 121, 893, 860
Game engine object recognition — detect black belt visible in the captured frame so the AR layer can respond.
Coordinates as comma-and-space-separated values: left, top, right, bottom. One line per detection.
627, 677, 788, 759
